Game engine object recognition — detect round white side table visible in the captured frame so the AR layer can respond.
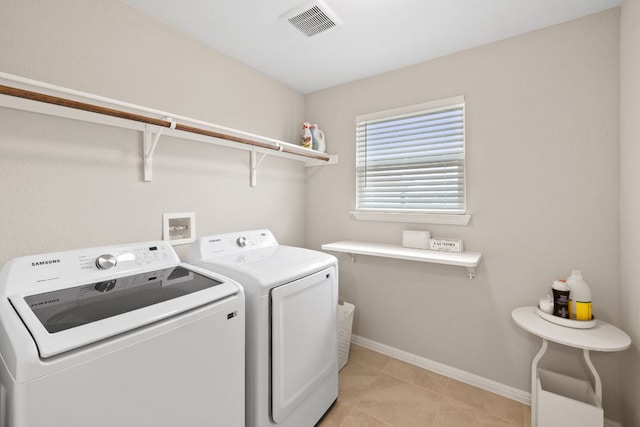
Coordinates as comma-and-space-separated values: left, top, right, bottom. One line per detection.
512, 307, 631, 427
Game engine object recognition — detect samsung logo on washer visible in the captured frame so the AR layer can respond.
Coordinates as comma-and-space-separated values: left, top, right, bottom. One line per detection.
31, 259, 61, 267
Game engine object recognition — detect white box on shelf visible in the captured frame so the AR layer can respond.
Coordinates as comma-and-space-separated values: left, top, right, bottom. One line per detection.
429, 238, 464, 253
402, 230, 431, 249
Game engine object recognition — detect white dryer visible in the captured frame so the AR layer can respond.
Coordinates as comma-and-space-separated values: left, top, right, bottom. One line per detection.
186, 230, 338, 427
0, 241, 245, 427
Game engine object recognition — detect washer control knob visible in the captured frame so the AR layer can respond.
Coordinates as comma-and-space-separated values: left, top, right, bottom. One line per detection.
236, 237, 247, 247
95, 254, 117, 270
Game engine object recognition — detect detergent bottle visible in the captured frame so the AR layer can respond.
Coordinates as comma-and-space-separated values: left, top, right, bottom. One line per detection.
310, 124, 326, 152
566, 270, 592, 321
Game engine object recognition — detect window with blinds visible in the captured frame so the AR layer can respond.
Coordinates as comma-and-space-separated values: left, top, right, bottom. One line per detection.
355, 96, 465, 215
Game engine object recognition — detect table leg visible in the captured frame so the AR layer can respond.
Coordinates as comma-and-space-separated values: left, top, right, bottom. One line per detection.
531, 339, 548, 427
583, 348, 602, 406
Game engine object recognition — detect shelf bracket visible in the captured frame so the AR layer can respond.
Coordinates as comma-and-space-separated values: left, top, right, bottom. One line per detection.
466, 267, 476, 279
250, 145, 280, 187
143, 118, 175, 182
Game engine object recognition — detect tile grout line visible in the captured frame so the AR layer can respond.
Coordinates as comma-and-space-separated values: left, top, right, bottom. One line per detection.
347, 354, 445, 425
342, 359, 395, 426
347, 355, 446, 427
359, 408, 396, 427
430, 375, 449, 427
349, 346, 527, 427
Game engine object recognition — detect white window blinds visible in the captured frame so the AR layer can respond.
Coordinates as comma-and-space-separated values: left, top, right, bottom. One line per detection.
356, 96, 465, 214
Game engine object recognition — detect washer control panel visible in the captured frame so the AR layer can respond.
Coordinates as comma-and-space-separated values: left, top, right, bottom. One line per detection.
78, 245, 172, 272
0, 241, 179, 295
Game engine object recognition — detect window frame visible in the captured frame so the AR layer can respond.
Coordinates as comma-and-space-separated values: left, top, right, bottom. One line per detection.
352, 95, 470, 225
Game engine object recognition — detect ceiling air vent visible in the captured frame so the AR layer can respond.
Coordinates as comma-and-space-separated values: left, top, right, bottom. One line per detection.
280, 0, 343, 37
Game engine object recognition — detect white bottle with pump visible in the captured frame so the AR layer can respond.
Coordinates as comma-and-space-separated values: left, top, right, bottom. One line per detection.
566, 270, 592, 321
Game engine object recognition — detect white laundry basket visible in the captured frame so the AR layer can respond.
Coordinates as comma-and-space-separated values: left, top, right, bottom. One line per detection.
337, 302, 355, 371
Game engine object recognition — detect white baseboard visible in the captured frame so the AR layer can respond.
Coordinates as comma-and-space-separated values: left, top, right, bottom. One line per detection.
351, 334, 530, 404
350, 335, 622, 427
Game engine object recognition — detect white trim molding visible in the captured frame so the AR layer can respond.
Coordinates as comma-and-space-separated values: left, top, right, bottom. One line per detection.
350, 211, 472, 225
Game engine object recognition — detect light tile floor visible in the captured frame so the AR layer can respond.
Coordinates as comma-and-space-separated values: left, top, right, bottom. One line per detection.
317, 344, 531, 427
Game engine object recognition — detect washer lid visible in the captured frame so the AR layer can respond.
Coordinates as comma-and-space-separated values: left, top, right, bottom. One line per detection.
9, 265, 239, 358
196, 245, 336, 293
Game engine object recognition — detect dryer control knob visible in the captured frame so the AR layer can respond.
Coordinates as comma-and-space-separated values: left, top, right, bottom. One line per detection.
236, 237, 247, 247
95, 254, 117, 270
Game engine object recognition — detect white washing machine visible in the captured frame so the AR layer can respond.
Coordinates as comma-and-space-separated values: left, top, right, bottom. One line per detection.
186, 230, 338, 427
0, 241, 245, 427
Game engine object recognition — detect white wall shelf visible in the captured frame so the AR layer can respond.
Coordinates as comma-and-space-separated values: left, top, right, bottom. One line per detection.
321, 241, 482, 278
0, 72, 338, 187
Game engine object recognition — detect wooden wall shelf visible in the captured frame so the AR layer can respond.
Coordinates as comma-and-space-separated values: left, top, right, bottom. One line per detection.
0, 72, 338, 186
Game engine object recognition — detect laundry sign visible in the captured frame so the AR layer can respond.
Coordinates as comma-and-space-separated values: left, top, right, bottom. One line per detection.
429, 238, 464, 253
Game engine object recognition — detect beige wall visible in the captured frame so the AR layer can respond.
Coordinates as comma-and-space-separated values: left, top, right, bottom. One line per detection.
1, 0, 634, 423
620, 0, 640, 425
306, 9, 623, 420
0, 0, 307, 263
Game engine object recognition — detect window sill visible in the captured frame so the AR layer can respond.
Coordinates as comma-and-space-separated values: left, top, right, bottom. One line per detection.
321, 240, 482, 278
350, 211, 471, 225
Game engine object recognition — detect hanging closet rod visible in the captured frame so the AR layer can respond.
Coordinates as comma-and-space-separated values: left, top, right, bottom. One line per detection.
0, 84, 331, 162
